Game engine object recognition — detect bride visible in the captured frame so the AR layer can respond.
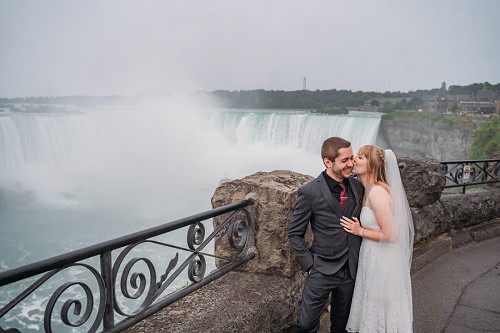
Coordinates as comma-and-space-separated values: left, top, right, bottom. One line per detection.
340, 145, 414, 332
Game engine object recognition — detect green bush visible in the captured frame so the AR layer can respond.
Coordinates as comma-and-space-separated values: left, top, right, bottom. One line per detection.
470, 116, 500, 159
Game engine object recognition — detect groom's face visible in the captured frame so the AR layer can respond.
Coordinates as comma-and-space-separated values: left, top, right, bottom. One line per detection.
325, 146, 354, 182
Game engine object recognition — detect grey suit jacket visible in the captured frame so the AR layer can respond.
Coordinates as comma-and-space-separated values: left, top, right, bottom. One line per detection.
288, 173, 364, 278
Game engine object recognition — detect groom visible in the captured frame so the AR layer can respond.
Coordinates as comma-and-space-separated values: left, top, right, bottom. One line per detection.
288, 136, 364, 333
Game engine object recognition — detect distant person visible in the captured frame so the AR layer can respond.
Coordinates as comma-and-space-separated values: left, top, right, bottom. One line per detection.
340, 145, 414, 332
288, 137, 364, 333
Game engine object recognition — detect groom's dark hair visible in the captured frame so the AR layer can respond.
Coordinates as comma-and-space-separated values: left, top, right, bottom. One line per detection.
321, 137, 351, 161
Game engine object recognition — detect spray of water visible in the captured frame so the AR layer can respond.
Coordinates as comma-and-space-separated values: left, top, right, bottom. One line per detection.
1, 103, 381, 211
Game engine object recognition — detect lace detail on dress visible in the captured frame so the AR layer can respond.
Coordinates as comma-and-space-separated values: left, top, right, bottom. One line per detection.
346, 207, 413, 333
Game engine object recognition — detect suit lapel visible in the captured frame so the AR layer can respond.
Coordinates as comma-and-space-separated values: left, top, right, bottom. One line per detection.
317, 174, 341, 215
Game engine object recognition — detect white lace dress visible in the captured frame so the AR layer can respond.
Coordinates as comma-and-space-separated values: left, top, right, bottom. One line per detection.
346, 207, 413, 333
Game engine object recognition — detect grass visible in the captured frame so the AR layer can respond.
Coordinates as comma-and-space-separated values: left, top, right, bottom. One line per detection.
382, 112, 474, 125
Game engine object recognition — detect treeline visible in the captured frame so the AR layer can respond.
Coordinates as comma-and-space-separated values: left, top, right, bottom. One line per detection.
202, 82, 500, 109
208, 89, 410, 109
2, 82, 499, 109
448, 82, 500, 95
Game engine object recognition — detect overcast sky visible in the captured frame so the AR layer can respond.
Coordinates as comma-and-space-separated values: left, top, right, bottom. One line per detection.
1, 0, 499, 98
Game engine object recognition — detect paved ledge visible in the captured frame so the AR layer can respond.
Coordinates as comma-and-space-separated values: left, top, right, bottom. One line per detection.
412, 233, 500, 332
411, 235, 452, 275
411, 217, 500, 275
468, 217, 500, 242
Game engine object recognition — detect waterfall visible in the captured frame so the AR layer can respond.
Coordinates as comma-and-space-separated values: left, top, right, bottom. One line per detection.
0, 108, 381, 207
210, 109, 381, 152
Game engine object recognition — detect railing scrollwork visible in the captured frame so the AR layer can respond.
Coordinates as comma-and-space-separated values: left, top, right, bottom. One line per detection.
441, 158, 499, 193
44, 263, 106, 333
0, 198, 255, 333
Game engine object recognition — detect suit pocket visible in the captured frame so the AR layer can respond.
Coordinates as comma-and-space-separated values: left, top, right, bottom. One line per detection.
311, 246, 348, 261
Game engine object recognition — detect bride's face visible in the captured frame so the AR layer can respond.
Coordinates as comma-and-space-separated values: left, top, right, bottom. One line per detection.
352, 151, 368, 176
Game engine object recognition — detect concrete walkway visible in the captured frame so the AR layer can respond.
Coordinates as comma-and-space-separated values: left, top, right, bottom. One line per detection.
318, 219, 500, 333
412, 235, 500, 333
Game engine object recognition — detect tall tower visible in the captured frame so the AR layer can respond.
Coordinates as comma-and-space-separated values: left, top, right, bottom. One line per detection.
303, 77, 306, 90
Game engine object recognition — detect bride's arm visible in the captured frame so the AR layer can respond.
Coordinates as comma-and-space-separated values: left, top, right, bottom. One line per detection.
368, 186, 397, 242
340, 186, 397, 243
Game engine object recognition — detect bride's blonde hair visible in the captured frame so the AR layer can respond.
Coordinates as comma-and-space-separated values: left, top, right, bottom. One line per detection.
358, 145, 389, 191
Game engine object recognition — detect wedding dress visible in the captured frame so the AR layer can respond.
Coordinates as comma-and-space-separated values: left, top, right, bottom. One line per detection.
346, 150, 414, 333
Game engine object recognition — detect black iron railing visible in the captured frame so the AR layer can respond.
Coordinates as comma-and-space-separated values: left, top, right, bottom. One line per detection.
0, 198, 255, 333
441, 158, 500, 193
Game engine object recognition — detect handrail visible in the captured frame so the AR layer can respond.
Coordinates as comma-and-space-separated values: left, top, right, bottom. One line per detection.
0, 198, 255, 333
441, 158, 500, 194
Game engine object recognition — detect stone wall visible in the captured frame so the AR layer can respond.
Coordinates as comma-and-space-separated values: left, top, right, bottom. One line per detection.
398, 156, 500, 240
128, 159, 499, 333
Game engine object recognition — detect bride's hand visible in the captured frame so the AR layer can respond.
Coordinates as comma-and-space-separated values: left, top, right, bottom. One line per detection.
340, 216, 362, 235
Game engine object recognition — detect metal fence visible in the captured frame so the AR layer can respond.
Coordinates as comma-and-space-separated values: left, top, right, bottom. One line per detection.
0, 198, 255, 333
441, 158, 500, 194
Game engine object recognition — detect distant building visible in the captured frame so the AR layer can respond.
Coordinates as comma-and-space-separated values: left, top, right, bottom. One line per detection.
422, 82, 500, 114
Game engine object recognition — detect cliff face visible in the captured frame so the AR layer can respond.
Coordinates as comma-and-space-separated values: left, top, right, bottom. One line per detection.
379, 117, 475, 160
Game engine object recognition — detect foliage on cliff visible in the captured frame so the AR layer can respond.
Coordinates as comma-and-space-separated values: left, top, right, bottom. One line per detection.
381, 112, 473, 125
470, 116, 500, 159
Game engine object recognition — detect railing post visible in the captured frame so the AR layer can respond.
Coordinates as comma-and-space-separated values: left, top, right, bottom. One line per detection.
100, 250, 115, 330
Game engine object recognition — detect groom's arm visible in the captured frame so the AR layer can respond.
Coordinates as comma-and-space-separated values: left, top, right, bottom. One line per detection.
288, 187, 314, 272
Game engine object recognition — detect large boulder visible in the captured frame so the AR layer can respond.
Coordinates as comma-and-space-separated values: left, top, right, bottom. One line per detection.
398, 156, 446, 208
440, 187, 500, 230
410, 201, 448, 242
211, 170, 314, 278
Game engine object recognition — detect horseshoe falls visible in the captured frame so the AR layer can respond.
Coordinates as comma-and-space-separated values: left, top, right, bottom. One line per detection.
0, 106, 381, 332
210, 110, 381, 153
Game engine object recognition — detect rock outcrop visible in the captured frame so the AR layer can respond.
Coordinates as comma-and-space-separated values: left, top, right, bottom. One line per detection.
398, 156, 445, 208
211, 170, 313, 278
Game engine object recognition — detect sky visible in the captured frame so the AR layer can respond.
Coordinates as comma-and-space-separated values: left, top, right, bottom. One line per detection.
0, 0, 499, 98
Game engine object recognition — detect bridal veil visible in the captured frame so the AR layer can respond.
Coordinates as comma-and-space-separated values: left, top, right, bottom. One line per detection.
384, 149, 415, 268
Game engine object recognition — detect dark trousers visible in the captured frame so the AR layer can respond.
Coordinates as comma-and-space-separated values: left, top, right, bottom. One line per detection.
294, 264, 355, 333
